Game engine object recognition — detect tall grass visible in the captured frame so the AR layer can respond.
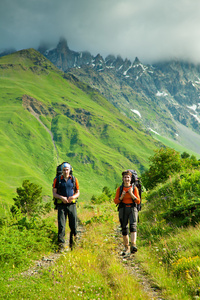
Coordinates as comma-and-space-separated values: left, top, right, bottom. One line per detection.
1, 181, 200, 299
0, 202, 151, 300
137, 170, 200, 299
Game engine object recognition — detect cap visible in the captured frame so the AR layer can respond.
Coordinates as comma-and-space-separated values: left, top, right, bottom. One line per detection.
62, 162, 71, 169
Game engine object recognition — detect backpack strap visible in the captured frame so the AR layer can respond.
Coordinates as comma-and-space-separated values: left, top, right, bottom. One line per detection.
119, 184, 123, 198
55, 175, 62, 193
72, 175, 77, 192
53, 175, 62, 210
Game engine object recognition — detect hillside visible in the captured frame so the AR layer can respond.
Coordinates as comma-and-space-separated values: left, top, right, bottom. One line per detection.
0, 49, 161, 206
38, 38, 200, 154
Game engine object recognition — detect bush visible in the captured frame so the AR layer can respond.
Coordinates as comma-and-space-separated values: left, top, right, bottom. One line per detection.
90, 186, 114, 204
141, 147, 183, 190
141, 148, 200, 190
11, 180, 52, 217
143, 170, 200, 227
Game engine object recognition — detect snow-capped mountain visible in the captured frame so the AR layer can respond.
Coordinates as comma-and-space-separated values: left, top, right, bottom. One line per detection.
38, 38, 200, 145
2, 37, 200, 152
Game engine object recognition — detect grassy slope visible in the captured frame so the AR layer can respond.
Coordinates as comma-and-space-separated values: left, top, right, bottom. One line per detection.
136, 169, 200, 299
0, 49, 160, 207
151, 132, 200, 159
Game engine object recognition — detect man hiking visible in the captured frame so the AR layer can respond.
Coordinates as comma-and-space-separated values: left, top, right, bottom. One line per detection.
114, 170, 140, 256
53, 162, 80, 251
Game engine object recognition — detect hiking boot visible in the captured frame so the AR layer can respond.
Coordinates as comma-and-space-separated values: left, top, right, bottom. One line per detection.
58, 243, 68, 253
69, 233, 77, 250
121, 246, 130, 256
131, 245, 138, 253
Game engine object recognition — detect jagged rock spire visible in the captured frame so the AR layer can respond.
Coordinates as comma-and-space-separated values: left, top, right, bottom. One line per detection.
134, 57, 141, 64
57, 37, 69, 52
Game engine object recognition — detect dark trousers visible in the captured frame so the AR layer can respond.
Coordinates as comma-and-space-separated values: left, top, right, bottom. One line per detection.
119, 205, 138, 236
57, 203, 77, 244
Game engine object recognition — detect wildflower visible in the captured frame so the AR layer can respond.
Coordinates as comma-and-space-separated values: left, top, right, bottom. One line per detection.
185, 270, 192, 281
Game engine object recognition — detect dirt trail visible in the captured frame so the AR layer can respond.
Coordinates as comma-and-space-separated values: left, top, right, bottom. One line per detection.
20, 221, 85, 277
21, 223, 165, 300
114, 227, 165, 300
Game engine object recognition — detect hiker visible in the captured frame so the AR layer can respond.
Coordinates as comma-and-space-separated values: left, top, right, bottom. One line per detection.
114, 170, 140, 255
53, 162, 80, 250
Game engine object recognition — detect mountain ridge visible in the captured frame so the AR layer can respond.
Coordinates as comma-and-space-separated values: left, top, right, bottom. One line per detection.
35, 38, 200, 154
2, 39, 200, 144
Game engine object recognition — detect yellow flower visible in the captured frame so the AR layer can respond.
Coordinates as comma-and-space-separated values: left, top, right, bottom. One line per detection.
185, 270, 192, 281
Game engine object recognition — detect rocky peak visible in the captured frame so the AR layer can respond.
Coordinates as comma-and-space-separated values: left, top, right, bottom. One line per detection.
94, 54, 104, 64
133, 57, 141, 65
105, 54, 116, 66
57, 37, 69, 53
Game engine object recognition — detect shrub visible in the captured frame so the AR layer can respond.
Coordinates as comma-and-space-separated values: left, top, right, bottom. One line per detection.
90, 186, 113, 204
141, 147, 183, 190
141, 148, 200, 190
11, 180, 52, 217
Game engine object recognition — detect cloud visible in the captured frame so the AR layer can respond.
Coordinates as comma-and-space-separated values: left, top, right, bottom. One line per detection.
1, 0, 200, 63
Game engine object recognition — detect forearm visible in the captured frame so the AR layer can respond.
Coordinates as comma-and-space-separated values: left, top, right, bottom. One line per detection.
68, 190, 80, 201
54, 193, 65, 200
53, 188, 67, 202
73, 190, 80, 199
119, 192, 126, 201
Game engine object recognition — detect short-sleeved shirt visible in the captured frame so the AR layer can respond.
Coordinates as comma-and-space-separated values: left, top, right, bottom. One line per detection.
53, 175, 79, 198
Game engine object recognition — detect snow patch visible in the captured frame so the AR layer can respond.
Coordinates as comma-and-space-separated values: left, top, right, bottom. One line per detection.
190, 113, 200, 123
130, 109, 141, 118
123, 66, 132, 76
148, 128, 160, 135
187, 104, 197, 111
133, 63, 147, 71
156, 91, 168, 97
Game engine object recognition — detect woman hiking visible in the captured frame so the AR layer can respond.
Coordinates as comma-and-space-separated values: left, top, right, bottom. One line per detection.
114, 170, 140, 256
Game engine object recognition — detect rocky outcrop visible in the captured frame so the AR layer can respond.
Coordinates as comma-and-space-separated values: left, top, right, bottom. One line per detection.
39, 39, 200, 138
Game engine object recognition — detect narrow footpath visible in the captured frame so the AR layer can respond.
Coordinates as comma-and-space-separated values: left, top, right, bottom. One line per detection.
114, 227, 165, 300
21, 222, 165, 300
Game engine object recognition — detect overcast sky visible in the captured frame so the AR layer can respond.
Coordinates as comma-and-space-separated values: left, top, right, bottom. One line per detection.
1, 0, 200, 63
